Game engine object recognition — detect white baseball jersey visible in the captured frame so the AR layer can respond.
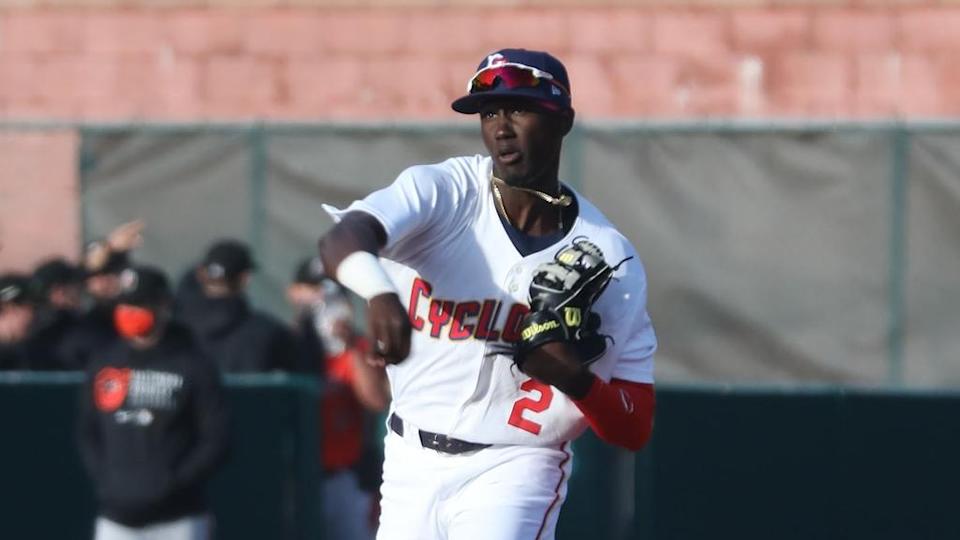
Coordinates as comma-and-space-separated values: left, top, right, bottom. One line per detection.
324, 155, 656, 446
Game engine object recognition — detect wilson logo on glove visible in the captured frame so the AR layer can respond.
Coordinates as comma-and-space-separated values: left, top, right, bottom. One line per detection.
520, 319, 561, 341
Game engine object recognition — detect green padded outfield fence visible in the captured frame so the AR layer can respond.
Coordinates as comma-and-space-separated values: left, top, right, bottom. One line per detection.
0, 372, 322, 540
2, 373, 958, 539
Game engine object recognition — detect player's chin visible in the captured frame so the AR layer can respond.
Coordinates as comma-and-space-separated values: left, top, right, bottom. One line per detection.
496, 166, 536, 188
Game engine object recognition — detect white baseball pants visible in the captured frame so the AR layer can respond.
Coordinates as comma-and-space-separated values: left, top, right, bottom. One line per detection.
376, 429, 573, 540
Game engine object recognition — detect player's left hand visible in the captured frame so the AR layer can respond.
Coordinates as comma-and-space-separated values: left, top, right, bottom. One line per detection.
514, 238, 615, 371
520, 341, 596, 399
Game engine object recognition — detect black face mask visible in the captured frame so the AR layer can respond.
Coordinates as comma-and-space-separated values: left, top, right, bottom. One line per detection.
193, 295, 248, 336
89, 298, 118, 323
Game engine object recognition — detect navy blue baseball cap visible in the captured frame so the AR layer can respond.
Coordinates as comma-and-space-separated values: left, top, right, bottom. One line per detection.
451, 48, 572, 114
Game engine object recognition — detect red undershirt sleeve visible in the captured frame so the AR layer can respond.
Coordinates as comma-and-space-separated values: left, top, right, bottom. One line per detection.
572, 375, 655, 452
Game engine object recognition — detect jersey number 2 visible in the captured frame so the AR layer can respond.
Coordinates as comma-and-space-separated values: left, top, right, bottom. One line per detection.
508, 378, 554, 435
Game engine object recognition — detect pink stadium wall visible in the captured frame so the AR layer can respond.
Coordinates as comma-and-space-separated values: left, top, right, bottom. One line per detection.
0, 131, 78, 269
2, 5, 960, 120
2, 1, 960, 268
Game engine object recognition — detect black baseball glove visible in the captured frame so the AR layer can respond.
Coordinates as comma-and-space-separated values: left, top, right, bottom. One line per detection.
514, 238, 623, 370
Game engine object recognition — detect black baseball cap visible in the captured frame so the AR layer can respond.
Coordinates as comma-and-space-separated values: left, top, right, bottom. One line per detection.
202, 239, 256, 282
0, 273, 32, 305
451, 48, 572, 114
32, 258, 83, 295
116, 266, 171, 307
293, 256, 327, 285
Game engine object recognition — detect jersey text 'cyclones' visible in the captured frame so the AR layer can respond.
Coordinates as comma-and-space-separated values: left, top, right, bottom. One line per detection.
408, 277, 529, 342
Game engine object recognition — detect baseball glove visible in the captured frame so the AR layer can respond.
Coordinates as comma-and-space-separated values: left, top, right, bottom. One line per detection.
514, 238, 622, 370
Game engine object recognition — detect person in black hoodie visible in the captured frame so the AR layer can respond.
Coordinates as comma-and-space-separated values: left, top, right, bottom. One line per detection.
0, 274, 34, 370
61, 240, 132, 371
78, 265, 228, 540
23, 258, 85, 371
176, 239, 299, 373
66, 220, 148, 370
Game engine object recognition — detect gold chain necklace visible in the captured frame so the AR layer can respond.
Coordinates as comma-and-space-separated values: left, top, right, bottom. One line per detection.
491, 175, 572, 207
491, 176, 567, 234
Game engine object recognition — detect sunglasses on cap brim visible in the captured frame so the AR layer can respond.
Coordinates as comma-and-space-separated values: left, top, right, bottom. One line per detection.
467, 63, 570, 97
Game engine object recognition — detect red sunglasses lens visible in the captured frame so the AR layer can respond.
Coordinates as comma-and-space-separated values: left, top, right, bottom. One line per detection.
471, 66, 540, 92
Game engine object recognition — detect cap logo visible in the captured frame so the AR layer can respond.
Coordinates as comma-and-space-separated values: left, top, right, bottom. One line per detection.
207, 263, 226, 280
484, 53, 507, 69
120, 269, 138, 292
0, 285, 19, 302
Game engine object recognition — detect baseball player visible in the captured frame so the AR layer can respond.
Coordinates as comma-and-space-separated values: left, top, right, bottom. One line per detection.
318, 48, 657, 540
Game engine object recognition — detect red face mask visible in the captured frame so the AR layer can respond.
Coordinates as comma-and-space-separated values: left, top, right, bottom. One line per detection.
114, 305, 156, 339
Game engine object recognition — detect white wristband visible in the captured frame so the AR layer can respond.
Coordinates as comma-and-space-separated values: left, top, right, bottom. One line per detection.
336, 251, 398, 301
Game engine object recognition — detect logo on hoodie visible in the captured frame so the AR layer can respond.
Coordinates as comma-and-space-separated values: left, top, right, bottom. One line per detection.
94, 367, 131, 412
94, 367, 184, 414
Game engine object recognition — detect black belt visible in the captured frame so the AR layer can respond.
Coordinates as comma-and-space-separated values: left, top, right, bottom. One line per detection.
389, 413, 491, 455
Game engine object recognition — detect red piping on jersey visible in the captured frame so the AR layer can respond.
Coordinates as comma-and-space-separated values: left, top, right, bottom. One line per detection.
535, 441, 571, 540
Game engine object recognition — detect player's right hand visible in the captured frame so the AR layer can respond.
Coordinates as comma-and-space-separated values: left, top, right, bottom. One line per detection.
366, 293, 412, 366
